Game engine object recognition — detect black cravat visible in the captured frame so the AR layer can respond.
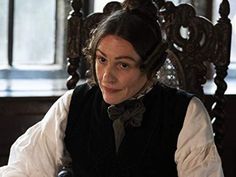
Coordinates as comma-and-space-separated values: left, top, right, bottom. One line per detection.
107, 99, 146, 152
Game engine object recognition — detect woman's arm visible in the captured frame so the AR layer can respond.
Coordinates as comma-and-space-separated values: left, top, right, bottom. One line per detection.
175, 97, 224, 177
0, 90, 73, 177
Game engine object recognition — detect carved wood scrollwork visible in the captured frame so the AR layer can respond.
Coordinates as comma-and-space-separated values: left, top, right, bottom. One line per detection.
156, 0, 231, 155
158, 1, 215, 97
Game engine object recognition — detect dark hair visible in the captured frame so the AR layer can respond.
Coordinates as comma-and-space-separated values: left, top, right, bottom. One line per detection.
84, 0, 167, 84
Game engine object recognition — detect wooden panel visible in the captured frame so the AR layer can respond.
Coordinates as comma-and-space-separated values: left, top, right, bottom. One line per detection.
0, 96, 59, 166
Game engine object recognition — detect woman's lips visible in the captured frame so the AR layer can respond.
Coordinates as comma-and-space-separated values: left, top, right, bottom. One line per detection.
102, 85, 121, 93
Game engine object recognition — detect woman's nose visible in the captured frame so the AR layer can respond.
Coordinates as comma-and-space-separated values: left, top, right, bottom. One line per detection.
103, 65, 116, 83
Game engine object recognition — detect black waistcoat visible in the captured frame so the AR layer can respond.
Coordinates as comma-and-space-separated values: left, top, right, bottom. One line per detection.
64, 83, 193, 177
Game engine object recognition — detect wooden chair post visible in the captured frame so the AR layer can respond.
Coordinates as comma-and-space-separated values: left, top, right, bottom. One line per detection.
212, 0, 232, 155
66, 0, 83, 89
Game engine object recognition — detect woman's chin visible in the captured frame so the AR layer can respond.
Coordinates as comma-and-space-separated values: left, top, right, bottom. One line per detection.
103, 96, 123, 105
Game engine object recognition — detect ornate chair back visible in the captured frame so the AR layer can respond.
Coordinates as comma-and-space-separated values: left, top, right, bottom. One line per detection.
65, 0, 232, 155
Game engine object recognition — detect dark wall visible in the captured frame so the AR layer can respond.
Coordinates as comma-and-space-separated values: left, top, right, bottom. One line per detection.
0, 95, 235, 177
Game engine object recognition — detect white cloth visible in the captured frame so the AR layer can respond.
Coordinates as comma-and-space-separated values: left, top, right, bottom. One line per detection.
0, 90, 224, 177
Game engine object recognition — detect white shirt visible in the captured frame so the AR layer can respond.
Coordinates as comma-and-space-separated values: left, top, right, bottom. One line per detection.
0, 90, 224, 177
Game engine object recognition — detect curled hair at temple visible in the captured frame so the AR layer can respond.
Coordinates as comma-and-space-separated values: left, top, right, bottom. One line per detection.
83, 0, 168, 84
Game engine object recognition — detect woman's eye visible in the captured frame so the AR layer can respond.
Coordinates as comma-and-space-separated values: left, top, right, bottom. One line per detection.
97, 56, 106, 63
119, 63, 129, 69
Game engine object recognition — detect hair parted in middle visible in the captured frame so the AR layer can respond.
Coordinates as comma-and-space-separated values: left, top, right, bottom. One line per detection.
83, 0, 168, 84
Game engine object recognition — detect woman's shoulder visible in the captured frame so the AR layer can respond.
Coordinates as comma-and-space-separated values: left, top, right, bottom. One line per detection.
150, 82, 193, 100
54, 83, 101, 110
72, 82, 99, 97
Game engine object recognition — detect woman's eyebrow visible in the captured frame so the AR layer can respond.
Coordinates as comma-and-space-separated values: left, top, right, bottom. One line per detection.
96, 49, 107, 57
96, 49, 137, 62
115, 56, 137, 62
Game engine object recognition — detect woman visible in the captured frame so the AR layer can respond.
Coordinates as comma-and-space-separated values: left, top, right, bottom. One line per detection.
0, 0, 224, 177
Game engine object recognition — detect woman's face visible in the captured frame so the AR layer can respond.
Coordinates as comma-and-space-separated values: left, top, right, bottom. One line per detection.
95, 35, 148, 105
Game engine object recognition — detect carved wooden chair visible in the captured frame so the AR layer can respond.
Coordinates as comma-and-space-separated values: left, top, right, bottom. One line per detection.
65, 0, 231, 156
